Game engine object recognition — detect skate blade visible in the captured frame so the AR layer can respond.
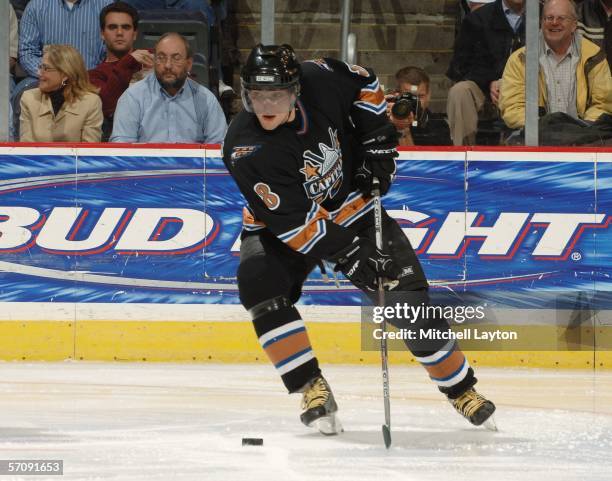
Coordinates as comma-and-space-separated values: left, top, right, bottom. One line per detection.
313, 414, 343, 436
482, 415, 498, 432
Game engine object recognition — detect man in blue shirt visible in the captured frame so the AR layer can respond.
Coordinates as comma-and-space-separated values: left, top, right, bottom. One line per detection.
110, 32, 226, 143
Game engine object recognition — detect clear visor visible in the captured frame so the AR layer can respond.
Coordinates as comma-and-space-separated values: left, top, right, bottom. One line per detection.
241, 85, 298, 115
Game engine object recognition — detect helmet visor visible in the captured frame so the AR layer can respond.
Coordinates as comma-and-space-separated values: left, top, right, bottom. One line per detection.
241, 84, 298, 115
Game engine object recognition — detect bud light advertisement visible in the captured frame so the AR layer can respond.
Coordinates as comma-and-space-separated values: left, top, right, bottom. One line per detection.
0, 147, 610, 309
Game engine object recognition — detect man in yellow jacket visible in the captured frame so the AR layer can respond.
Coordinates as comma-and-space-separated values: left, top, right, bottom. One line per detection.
499, 0, 611, 129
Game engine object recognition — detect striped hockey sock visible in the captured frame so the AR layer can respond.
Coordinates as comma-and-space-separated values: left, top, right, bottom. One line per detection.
253, 305, 320, 393
414, 340, 471, 391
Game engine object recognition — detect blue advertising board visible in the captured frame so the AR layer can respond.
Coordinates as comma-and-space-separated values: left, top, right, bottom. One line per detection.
0, 147, 610, 308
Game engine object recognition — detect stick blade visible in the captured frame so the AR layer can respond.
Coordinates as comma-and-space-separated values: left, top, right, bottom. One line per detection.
382, 424, 392, 448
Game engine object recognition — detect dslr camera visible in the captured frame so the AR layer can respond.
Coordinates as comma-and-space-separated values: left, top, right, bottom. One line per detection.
387, 90, 428, 127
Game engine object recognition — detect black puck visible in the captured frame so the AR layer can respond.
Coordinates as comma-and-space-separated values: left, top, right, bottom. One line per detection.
242, 437, 263, 446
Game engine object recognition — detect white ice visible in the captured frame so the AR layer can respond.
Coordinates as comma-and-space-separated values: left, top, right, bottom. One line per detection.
0, 363, 611, 481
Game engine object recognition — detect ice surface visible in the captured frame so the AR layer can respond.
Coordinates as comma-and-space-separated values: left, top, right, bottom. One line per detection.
0, 363, 611, 481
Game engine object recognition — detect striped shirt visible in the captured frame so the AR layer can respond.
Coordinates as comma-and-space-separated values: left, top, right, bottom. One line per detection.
19, 0, 112, 78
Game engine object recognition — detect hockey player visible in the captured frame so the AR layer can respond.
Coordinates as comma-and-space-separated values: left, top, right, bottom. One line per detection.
222, 44, 496, 434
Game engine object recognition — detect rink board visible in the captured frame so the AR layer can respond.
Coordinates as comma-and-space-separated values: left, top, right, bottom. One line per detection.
0, 145, 610, 368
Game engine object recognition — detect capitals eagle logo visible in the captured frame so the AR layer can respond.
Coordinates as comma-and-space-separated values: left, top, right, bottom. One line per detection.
300, 127, 344, 204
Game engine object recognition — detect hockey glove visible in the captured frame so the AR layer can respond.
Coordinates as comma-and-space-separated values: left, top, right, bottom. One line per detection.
354, 123, 400, 197
329, 237, 401, 292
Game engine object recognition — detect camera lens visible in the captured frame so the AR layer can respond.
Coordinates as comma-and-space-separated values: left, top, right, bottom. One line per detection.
391, 99, 412, 120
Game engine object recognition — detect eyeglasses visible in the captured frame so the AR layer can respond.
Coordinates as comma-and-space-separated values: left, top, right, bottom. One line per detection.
154, 54, 186, 65
38, 64, 58, 73
543, 15, 575, 24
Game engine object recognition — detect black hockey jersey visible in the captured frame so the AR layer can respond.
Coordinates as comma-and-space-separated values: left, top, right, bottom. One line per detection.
222, 58, 393, 260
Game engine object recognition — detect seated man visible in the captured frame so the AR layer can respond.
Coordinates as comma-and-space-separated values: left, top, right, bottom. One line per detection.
89, 1, 154, 140
446, 0, 525, 145
111, 32, 226, 143
499, 0, 611, 129
387, 66, 451, 146
577, 0, 611, 70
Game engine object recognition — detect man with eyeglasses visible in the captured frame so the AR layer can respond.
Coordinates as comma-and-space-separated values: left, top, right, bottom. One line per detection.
110, 32, 226, 143
499, 0, 611, 129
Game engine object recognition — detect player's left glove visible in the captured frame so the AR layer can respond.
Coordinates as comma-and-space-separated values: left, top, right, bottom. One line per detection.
354, 123, 400, 197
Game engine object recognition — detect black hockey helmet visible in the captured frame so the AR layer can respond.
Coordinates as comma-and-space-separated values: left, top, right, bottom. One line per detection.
241, 44, 301, 115
241, 44, 301, 90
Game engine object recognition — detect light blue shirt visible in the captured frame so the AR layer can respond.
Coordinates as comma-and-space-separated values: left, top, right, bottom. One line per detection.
502, 0, 523, 32
19, 0, 112, 78
111, 73, 227, 143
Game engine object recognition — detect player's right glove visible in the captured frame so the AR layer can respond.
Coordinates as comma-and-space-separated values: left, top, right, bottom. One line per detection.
354, 123, 400, 197
329, 237, 401, 292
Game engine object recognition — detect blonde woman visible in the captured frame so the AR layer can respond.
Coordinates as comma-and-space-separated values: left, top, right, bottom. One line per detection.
20, 44, 103, 142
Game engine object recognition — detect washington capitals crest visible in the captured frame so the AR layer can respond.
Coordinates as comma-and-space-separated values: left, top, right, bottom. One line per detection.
300, 128, 343, 203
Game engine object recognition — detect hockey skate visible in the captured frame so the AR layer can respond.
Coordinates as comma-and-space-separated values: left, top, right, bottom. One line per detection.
449, 388, 497, 431
300, 376, 343, 435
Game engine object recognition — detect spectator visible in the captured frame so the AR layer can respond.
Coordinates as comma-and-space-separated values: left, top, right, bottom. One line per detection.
387, 66, 452, 146
9, 3, 18, 94
89, 1, 154, 140
14, 0, 112, 103
577, 0, 611, 70
20, 44, 103, 142
446, 0, 525, 145
111, 32, 226, 143
499, 0, 612, 128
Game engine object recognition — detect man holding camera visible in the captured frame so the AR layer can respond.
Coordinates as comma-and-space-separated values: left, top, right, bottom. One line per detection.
386, 66, 452, 146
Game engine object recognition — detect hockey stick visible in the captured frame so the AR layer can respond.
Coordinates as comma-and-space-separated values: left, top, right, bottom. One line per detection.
372, 177, 392, 449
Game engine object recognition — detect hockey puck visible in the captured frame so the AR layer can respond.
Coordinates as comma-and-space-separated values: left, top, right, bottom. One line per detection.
242, 438, 263, 446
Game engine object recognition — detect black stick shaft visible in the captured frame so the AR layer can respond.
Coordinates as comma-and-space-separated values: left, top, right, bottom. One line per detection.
372, 177, 391, 449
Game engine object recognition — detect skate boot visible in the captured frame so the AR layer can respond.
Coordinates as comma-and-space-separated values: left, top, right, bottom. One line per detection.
300, 376, 343, 435
449, 388, 497, 430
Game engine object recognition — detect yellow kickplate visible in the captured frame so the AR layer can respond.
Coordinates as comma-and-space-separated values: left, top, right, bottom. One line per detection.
0, 321, 75, 360
0, 320, 608, 370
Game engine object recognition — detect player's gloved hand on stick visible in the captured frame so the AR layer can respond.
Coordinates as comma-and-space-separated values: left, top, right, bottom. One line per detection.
329, 237, 401, 291
354, 123, 399, 197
